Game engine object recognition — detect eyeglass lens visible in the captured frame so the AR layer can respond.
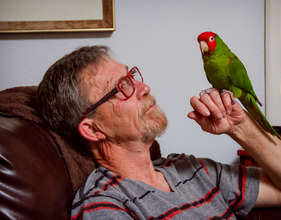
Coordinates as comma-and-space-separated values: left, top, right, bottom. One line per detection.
130, 68, 143, 82
118, 67, 142, 97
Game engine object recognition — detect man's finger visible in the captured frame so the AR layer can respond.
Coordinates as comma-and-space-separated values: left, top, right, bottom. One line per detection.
221, 92, 233, 115
209, 90, 227, 116
199, 93, 223, 119
190, 96, 210, 117
187, 111, 201, 121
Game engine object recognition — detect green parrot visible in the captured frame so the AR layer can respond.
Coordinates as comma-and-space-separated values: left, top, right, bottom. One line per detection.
197, 31, 281, 139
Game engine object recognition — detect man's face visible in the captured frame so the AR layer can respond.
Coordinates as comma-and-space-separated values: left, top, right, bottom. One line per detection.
83, 57, 167, 143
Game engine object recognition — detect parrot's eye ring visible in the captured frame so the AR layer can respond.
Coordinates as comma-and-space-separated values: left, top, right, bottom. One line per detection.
209, 36, 215, 42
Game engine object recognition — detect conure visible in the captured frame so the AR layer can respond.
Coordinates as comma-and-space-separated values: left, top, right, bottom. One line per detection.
197, 31, 281, 139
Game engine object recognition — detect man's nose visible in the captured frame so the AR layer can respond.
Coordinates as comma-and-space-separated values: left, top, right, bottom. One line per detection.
135, 81, 150, 99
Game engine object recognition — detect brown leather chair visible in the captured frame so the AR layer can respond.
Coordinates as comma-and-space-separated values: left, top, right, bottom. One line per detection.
0, 86, 97, 219
0, 113, 73, 219
0, 86, 280, 219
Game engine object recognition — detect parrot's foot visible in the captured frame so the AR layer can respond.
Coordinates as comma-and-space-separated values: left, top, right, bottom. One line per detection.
221, 89, 236, 104
199, 88, 236, 104
199, 88, 216, 96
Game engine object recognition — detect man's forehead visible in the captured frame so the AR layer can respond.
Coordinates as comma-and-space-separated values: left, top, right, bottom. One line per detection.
96, 57, 126, 75
83, 58, 123, 77
82, 58, 126, 92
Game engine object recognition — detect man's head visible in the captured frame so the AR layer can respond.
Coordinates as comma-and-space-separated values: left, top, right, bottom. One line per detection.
78, 57, 168, 145
37, 45, 167, 152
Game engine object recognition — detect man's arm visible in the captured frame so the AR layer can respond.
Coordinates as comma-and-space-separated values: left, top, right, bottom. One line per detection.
229, 110, 281, 207
188, 89, 281, 207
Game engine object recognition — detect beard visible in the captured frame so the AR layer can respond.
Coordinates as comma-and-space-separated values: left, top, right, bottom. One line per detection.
140, 96, 168, 142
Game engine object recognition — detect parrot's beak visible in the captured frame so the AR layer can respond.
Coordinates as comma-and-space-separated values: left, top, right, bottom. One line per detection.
199, 41, 209, 54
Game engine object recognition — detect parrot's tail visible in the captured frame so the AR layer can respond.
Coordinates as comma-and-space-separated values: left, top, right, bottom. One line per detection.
240, 94, 281, 140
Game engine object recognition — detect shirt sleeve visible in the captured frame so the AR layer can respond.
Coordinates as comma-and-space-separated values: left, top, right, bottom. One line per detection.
71, 194, 136, 220
197, 156, 260, 216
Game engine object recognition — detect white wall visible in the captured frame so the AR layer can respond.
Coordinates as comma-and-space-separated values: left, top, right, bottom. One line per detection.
0, 0, 264, 164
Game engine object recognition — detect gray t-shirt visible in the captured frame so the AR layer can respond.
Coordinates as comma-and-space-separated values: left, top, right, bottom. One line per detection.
71, 154, 259, 219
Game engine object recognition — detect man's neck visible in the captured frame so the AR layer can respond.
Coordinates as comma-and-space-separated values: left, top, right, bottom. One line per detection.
92, 140, 171, 192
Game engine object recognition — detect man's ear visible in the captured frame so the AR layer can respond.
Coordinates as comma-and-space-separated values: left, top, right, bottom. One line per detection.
78, 118, 106, 142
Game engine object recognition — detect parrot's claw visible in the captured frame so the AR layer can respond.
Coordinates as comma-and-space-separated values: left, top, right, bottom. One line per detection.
199, 88, 216, 96
221, 89, 236, 104
199, 88, 236, 104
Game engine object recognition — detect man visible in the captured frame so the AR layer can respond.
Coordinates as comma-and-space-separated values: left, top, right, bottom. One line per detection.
37, 46, 281, 219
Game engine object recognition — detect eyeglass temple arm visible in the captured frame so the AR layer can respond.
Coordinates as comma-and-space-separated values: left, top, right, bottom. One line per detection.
83, 87, 119, 117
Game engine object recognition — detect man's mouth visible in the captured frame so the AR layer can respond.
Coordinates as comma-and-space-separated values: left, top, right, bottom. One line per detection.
143, 97, 156, 114
146, 102, 155, 112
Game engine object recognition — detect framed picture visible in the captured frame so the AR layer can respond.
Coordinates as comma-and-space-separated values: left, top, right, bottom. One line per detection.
265, 0, 281, 126
0, 0, 115, 33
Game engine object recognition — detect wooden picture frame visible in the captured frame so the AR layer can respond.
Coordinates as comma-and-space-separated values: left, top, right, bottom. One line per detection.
265, 0, 281, 126
0, 0, 115, 33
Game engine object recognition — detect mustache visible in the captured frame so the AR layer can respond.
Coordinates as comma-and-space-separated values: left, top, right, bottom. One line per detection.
142, 95, 156, 114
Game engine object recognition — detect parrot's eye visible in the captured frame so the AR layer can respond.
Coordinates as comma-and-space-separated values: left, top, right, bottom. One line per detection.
209, 36, 215, 42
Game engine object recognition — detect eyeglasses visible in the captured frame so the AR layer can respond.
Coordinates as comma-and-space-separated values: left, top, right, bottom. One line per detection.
82, 66, 143, 117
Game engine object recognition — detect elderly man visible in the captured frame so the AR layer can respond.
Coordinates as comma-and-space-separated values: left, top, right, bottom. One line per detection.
37, 46, 281, 219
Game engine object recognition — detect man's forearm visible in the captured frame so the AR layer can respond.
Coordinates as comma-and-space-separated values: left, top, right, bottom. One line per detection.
229, 111, 281, 190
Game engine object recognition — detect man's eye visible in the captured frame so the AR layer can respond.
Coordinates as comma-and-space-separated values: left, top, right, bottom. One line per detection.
120, 79, 130, 89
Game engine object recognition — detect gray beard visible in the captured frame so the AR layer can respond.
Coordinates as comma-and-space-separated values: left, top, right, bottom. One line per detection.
141, 105, 168, 142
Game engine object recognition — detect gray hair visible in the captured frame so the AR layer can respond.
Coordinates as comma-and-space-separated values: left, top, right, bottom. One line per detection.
37, 46, 109, 152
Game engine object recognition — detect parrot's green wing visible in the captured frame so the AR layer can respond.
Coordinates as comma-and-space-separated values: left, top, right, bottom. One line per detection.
228, 53, 262, 106
227, 52, 281, 139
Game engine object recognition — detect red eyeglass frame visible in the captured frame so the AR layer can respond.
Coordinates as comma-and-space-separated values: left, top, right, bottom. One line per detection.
82, 66, 143, 117
117, 66, 143, 100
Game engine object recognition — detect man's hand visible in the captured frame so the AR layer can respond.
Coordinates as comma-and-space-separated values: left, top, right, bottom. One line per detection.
188, 89, 281, 207
187, 89, 246, 135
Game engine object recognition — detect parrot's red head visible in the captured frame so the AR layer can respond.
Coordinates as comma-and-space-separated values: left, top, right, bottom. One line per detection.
197, 32, 217, 55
